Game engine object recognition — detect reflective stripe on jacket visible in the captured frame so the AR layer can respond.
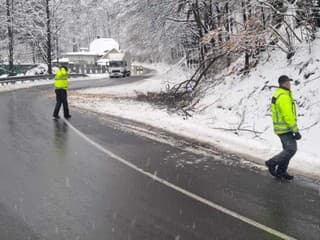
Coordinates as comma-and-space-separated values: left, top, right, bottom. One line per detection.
271, 87, 298, 135
54, 68, 68, 90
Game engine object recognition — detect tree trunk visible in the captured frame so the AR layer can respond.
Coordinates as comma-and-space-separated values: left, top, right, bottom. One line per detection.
225, 2, 230, 41
46, 0, 52, 74
56, 36, 59, 64
261, 6, 266, 29
55, 23, 59, 64
247, 0, 252, 18
315, 0, 320, 27
192, 0, 205, 66
6, 0, 14, 76
244, 51, 250, 73
242, 1, 247, 23
32, 43, 36, 64
242, 1, 250, 72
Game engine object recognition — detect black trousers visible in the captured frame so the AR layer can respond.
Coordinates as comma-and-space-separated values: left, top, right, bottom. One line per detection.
268, 132, 297, 174
53, 89, 70, 118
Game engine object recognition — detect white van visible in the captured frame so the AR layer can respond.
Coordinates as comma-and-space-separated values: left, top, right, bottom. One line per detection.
108, 52, 131, 78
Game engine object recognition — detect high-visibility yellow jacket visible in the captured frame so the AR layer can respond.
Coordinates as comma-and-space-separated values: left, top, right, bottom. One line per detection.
271, 87, 298, 135
54, 68, 68, 90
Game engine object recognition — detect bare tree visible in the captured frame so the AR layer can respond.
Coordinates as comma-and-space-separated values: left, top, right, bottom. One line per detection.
6, 0, 14, 75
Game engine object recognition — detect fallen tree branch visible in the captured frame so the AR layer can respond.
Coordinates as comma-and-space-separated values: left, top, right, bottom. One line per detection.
166, 17, 196, 23
300, 121, 319, 131
304, 75, 320, 84
210, 127, 264, 135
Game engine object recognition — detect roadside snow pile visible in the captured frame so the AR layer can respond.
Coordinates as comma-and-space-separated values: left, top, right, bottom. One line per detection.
0, 74, 9, 78
25, 64, 53, 75
70, 41, 320, 178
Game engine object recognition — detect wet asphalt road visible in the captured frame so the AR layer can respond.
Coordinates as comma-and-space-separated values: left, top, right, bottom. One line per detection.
0, 75, 319, 240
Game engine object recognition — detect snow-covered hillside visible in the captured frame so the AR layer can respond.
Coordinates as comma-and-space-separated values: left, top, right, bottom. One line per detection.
70, 39, 320, 179
194, 39, 320, 177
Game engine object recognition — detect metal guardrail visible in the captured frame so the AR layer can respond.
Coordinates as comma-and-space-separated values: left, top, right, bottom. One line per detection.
0, 64, 37, 76
0, 73, 87, 85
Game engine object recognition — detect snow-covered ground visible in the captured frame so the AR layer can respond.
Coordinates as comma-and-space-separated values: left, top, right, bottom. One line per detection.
70, 41, 320, 179
0, 74, 9, 79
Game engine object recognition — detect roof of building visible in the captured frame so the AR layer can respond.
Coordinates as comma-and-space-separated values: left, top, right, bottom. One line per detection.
63, 52, 98, 56
89, 38, 120, 55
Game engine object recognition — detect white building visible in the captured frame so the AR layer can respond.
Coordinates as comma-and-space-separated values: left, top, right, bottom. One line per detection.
61, 38, 120, 65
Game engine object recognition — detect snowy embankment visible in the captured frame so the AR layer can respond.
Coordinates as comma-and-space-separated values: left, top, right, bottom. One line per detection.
72, 43, 318, 179
0, 74, 109, 93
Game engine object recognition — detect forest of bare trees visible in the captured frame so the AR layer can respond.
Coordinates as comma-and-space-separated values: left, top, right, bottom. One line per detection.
0, 0, 65, 74
1, 0, 320, 78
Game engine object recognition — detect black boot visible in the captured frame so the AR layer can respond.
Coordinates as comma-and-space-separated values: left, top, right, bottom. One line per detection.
265, 161, 277, 177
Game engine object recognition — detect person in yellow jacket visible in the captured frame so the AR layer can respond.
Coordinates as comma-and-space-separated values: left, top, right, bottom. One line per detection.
53, 66, 71, 119
265, 75, 301, 180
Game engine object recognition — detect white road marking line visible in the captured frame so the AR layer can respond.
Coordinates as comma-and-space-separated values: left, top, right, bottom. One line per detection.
63, 119, 298, 240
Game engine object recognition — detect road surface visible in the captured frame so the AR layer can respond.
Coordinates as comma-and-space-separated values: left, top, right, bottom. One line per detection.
0, 75, 319, 240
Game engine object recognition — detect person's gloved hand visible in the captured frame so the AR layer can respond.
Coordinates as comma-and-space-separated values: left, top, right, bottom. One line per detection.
293, 132, 302, 140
